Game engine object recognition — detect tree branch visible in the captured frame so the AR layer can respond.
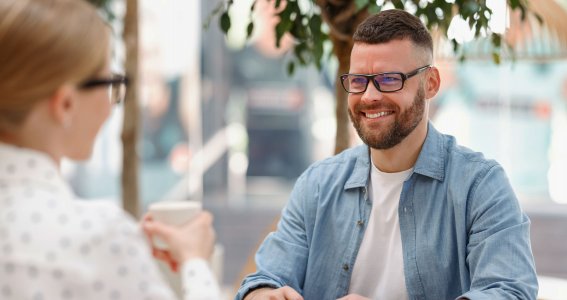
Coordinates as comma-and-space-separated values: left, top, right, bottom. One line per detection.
332, 2, 357, 24
315, 0, 353, 41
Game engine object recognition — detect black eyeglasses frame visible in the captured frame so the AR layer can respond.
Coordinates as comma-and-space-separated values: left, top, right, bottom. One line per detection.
79, 74, 129, 104
340, 65, 431, 94
79, 74, 129, 89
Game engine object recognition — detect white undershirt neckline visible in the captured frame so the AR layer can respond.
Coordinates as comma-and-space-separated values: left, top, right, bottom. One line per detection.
348, 159, 413, 299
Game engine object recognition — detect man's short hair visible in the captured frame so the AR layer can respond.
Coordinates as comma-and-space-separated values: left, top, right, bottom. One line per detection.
353, 9, 433, 57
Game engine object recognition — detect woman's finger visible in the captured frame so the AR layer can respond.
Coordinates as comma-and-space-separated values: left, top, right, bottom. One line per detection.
140, 213, 155, 244
143, 219, 175, 243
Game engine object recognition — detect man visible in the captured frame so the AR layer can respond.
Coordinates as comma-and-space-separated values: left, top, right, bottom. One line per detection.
236, 9, 538, 300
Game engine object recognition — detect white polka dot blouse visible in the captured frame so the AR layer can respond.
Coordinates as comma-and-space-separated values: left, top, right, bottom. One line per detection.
0, 143, 221, 299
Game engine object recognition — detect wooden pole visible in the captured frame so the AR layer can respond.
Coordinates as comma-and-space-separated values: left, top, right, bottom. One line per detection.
121, 0, 140, 217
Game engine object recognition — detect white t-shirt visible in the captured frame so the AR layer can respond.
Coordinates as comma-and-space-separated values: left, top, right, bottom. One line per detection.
0, 143, 220, 300
348, 161, 413, 299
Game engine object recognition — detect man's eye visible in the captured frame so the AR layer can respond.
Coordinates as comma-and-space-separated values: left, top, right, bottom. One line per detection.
350, 77, 367, 87
378, 76, 401, 85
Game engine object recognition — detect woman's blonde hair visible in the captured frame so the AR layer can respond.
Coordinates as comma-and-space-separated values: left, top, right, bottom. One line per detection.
0, 0, 110, 131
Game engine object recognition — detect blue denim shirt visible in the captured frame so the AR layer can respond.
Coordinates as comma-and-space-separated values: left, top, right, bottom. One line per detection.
236, 123, 538, 300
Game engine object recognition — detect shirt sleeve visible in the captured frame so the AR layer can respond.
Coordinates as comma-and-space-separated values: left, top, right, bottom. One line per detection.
459, 164, 538, 299
91, 204, 222, 300
235, 172, 311, 299
181, 258, 221, 300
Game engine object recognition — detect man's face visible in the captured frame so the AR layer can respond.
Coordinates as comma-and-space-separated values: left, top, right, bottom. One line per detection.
347, 40, 430, 150
349, 82, 425, 149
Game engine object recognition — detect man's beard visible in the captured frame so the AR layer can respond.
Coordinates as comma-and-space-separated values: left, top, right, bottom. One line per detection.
348, 85, 426, 150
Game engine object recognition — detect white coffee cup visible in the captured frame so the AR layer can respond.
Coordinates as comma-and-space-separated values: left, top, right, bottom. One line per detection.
148, 200, 202, 249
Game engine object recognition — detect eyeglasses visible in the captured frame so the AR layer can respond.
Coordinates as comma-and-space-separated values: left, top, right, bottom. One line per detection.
340, 65, 431, 94
79, 74, 129, 105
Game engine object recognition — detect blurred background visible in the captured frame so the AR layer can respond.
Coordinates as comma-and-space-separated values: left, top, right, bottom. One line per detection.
66, 0, 567, 298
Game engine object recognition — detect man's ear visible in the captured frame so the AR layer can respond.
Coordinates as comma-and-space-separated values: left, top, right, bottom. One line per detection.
425, 66, 441, 99
48, 85, 76, 128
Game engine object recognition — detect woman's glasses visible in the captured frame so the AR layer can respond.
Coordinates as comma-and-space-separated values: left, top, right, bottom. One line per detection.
79, 74, 129, 105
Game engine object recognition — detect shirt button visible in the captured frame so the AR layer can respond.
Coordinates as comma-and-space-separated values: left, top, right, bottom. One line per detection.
356, 220, 364, 227
342, 264, 349, 271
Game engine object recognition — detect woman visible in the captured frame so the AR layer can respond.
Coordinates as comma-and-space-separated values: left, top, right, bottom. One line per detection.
0, 0, 220, 299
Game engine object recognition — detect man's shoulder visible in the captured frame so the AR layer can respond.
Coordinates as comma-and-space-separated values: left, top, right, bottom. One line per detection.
441, 133, 501, 177
445, 135, 496, 164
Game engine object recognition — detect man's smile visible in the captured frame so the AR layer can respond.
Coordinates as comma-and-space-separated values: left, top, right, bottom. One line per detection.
364, 110, 395, 119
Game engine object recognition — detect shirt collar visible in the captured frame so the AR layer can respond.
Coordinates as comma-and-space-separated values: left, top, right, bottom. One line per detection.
0, 142, 74, 198
413, 122, 445, 181
344, 146, 371, 190
344, 121, 445, 190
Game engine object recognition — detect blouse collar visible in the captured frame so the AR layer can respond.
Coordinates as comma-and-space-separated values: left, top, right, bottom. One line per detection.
0, 142, 74, 199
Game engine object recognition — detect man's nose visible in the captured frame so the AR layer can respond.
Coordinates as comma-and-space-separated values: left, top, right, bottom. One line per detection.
361, 81, 383, 102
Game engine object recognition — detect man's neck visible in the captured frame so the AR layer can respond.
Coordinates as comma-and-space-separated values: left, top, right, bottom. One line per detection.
370, 122, 428, 173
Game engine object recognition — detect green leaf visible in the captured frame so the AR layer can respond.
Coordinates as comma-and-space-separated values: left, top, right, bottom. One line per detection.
509, 0, 520, 9
277, 8, 292, 24
474, 19, 483, 35
275, 18, 293, 48
220, 11, 231, 34
309, 15, 323, 40
519, 6, 527, 21
246, 22, 254, 39
391, 0, 405, 10
461, 1, 480, 19
492, 51, 501, 64
275, 24, 285, 48
294, 42, 308, 65
368, 3, 381, 14
290, 16, 307, 40
491, 33, 502, 48
313, 42, 324, 69
86, 0, 115, 21
355, 0, 368, 11
287, 2, 298, 15
287, 61, 295, 75
451, 38, 459, 52
309, 14, 322, 30
534, 12, 543, 25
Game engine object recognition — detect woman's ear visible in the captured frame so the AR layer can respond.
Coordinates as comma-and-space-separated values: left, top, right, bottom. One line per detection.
425, 66, 441, 99
48, 85, 76, 128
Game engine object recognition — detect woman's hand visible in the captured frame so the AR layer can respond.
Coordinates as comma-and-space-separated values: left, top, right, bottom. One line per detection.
142, 211, 216, 272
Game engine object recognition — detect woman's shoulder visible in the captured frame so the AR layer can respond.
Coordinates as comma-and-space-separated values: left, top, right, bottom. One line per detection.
73, 199, 133, 223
